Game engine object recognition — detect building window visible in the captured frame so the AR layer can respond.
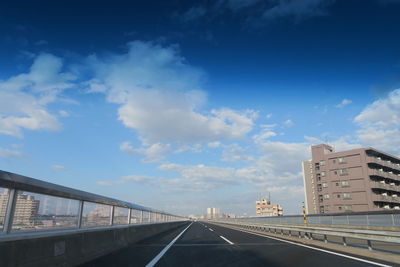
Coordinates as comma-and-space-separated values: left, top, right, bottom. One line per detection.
324, 205, 330, 211
322, 183, 328, 188
337, 194, 340, 198
333, 159, 336, 164
320, 160, 326, 166
339, 169, 348, 176
323, 194, 330, 199
338, 206, 342, 210
338, 157, 347, 164
344, 205, 352, 211
341, 180, 350, 187
343, 193, 351, 199
315, 163, 320, 170
336, 182, 339, 186
321, 171, 326, 177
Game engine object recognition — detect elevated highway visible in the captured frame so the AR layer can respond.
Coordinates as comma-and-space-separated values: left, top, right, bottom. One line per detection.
0, 170, 399, 266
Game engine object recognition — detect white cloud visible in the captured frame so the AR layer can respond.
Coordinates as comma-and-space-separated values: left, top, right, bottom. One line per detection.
0, 147, 22, 158
207, 141, 221, 148
0, 53, 75, 137
52, 165, 66, 170
222, 144, 254, 162
87, 41, 256, 146
252, 130, 277, 143
265, 113, 272, 119
97, 181, 113, 186
335, 98, 352, 108
181, 6, 207, 21
355, 89, 399, 128
354, 89, 400, 155
262, 0, 335, 21
58, 110, 69, 117
283, 119, 294, 127
120, 141, 170, 163
158, 163, 238, 191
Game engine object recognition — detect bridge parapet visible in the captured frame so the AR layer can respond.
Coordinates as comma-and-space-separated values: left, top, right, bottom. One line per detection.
0, 170, 188, 266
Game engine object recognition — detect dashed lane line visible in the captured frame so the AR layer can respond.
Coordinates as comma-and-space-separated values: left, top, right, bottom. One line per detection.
219, 235, 234, 245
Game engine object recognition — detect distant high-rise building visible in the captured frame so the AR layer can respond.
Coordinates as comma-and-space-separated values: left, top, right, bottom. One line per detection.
206, 207, 220, 219
303, 144, 400, 214
256, 196, 283, 216
0, 191, 40, 227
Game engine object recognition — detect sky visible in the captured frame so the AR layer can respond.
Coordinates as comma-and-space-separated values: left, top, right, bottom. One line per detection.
1, 0, 400, 216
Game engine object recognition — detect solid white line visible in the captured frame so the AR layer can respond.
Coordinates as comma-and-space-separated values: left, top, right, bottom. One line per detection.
220, 235, 234, 245
230, 227, 392, 267
145, 222, 193, 267
209, 228, 214, 231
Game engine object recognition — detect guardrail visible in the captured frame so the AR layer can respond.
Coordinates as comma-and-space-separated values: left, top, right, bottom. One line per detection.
0, 170, 186, 236
211, 219, 400, 253
223, 211, 400, 228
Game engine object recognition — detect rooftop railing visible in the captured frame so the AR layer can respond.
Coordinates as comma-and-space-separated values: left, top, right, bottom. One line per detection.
0, 170, 186, 236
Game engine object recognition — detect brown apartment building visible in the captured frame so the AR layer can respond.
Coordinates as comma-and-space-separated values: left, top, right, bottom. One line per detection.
256, 197, 283, 216
303, 144, 400, 214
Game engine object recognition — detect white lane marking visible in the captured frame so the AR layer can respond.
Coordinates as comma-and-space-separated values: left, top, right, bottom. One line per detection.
220, 235, 234, 245
145, 222, 193, 267
209, 228, 214, 232
230, 227, 392, 267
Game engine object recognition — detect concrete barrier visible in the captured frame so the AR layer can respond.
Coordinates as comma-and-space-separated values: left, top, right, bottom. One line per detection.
0, 221, 189, 267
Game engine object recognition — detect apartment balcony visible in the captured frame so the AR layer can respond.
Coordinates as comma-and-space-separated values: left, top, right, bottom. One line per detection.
367, 156, 400, 172
370, 181, 400, 193
368, 168, 400, 182
372, 194, 400, 204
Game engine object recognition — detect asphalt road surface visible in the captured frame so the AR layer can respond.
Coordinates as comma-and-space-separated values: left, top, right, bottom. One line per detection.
81, 221, 395, 267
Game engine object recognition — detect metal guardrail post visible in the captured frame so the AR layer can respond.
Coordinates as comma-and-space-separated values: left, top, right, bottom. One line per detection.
110, 206, 115, 226
77, 200, 84, 228
342, 237, 347, 246
324, 234, 327, 243
3, 189, 17, 234
367, 240, 373, 250
128, 208, 132, 224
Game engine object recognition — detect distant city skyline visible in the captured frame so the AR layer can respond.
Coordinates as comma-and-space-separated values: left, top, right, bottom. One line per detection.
1, 0, 400, 215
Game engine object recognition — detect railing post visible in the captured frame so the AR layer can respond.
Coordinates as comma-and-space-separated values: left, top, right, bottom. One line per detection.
141, 210, 143, 223
367, 240, 373, 250
128, 209, 132, 224
3, 189, 18, 234
324, 234, 327, 243
77, 200, 84, 228
110, 206, 115, 226
342, 237, 347, 246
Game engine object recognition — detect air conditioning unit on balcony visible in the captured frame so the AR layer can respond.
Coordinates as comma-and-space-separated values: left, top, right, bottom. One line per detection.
377, 157, 381, 160
384, 205, 390, 209
394, 206, 400, 210
392, 194, 398, 198
380, 180, 385, 184
390, 183, 395, 186
382, 192, 387, 196
389, 171, 393, 174
379, 169, 383, 172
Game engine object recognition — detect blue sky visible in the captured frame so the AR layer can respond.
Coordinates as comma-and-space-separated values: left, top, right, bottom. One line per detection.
1, 0, 400, 216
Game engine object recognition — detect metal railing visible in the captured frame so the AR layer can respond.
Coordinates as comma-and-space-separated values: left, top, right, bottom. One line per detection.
0, 170, 186, 236
217, 211, 400, 228
368, 156, 400, 172
211, 219, 400, 252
